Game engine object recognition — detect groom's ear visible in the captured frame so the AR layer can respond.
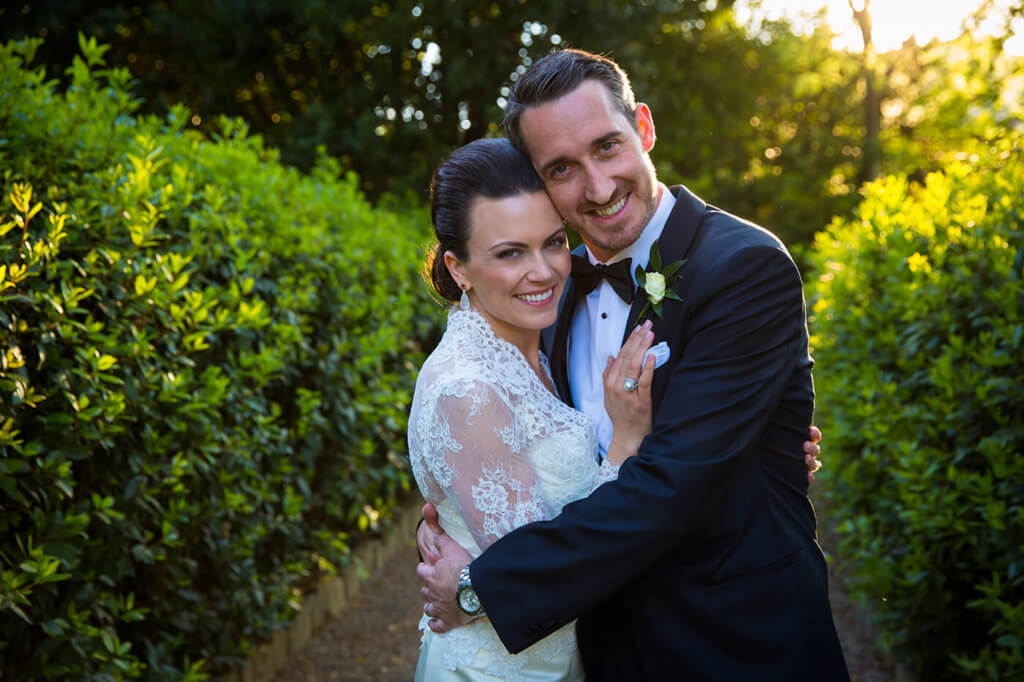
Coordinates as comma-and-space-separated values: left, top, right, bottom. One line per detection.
635, 103, 656, 152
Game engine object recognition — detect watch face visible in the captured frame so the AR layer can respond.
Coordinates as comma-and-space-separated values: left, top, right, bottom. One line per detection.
458, 588, 481, 614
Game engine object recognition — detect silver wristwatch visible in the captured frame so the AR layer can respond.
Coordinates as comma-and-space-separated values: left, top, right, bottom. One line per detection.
456, 564, 484, 617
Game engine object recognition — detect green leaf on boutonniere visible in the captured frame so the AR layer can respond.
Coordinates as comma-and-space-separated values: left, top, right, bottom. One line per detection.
661, 259, 686, 279
634, 264, 646, 287
648, 240, 662, 272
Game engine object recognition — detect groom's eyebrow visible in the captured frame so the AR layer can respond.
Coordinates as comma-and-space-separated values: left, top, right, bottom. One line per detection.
487, 226, 566, 252
591, 131, 621, 149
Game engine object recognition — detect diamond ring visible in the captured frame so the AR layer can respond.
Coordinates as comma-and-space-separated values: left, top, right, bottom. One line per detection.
623, 377, 639, 392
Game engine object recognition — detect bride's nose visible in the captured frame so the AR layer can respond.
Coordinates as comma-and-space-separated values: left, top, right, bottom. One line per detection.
526, 252, 557, 282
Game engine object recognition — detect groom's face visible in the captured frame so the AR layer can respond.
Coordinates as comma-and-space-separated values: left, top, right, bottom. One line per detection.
519, 79, 658, 262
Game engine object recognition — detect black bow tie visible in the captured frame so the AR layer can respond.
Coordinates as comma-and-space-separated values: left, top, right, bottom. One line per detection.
571, 255, 635, 304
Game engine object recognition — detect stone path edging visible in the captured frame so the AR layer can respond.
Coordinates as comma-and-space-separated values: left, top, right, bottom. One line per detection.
214, 497, 424, 682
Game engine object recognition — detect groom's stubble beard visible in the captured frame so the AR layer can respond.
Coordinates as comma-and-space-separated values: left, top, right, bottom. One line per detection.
568, 158, 659, 257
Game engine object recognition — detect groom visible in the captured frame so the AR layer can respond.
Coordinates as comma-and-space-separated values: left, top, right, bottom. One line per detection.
417, 49, 849, 680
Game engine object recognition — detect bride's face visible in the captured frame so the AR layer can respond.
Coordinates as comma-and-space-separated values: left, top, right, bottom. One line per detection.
446, 190, 570, 345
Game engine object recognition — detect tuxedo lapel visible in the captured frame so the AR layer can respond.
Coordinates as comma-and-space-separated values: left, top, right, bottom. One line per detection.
548, 246, 586, 407
623, 262, 651, 343
621, 185, 708, 346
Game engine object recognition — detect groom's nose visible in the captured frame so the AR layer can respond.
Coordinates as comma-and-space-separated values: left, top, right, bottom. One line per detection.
582, 162, 615, 206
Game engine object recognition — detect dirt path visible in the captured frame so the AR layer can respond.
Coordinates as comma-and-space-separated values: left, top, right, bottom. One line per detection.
829, 571, 905, 682
276, 527, 904, 682
274, 541, 424, 682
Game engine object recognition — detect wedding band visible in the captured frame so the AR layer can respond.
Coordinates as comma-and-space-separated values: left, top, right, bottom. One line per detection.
623, 377, 638, 392
424, 602, 432, 616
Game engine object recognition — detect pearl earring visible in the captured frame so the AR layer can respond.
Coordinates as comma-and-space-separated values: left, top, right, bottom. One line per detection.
459, 283, 471, 311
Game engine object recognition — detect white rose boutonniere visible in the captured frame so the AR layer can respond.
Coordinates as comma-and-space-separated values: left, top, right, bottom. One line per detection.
644, 272, 667, 304
633, 241, 686, 327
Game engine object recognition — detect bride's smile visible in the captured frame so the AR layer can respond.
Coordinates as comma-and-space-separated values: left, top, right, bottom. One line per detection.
515, 287, 556, 305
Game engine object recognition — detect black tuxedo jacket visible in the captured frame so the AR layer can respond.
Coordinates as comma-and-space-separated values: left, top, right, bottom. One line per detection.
470, 185, 849, 681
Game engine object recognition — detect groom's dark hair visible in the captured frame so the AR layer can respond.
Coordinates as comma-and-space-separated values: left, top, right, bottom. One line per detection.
503, 49, 638, 158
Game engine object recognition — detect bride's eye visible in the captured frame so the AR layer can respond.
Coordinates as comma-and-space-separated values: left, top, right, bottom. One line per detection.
497, 248, 519, 259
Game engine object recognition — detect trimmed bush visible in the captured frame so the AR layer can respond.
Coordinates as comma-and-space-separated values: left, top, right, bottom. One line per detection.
806, 132, 1023, 680
0, 36, 442, 679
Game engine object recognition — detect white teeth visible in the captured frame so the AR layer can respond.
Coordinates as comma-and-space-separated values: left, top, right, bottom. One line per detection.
518, 289, 553, 303
594, 195, 627, 217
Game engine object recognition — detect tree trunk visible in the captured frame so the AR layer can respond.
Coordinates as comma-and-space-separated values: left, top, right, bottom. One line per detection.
850, 0, 882, 183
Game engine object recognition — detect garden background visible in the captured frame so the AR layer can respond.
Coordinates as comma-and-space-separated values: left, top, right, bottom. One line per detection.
0, 1, 1021, 680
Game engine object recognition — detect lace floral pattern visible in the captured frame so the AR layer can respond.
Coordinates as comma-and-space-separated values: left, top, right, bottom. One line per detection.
472, 465, 546, 539
409, 307, 618, 680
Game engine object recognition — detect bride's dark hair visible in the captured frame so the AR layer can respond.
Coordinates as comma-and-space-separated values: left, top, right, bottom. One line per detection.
427, 137, 546, 302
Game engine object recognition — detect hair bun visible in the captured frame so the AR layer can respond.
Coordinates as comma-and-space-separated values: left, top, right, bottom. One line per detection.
428, 243, 462, 303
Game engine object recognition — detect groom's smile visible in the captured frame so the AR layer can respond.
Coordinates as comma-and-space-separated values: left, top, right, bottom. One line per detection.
590, 192, 629, 218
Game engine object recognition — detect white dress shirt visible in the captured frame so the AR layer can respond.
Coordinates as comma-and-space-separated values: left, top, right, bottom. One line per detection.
568, 184, 676, 459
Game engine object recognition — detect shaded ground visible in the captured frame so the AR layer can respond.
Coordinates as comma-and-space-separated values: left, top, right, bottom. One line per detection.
829, 571, 904, 682
274, 541, 424, 682
276, 532, 904, 682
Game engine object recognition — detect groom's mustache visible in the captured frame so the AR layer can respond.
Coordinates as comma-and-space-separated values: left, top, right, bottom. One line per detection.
579, 186, 631, 214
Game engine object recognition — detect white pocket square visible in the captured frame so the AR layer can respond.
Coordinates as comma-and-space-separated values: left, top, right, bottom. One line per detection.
642, 341, 670, 372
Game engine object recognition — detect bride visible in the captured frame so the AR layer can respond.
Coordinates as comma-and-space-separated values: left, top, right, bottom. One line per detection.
407, 137, 655, 681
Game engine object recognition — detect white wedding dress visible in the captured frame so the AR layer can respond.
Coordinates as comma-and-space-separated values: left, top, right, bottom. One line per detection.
409, 307, 620, 682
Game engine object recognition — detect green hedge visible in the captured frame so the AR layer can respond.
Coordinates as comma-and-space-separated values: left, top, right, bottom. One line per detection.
0, 36, 442, 680
807, 133, 1023, 680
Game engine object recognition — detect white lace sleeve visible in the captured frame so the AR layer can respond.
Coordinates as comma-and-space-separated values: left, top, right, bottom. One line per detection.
594, 459, 620, 487
430, 380, 550, 551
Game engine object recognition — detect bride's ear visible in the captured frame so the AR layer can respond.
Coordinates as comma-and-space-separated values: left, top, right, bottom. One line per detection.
443, 250, 468, 290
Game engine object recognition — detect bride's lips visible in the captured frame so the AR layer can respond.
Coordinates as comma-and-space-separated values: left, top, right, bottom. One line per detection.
515, 287, 556, 306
